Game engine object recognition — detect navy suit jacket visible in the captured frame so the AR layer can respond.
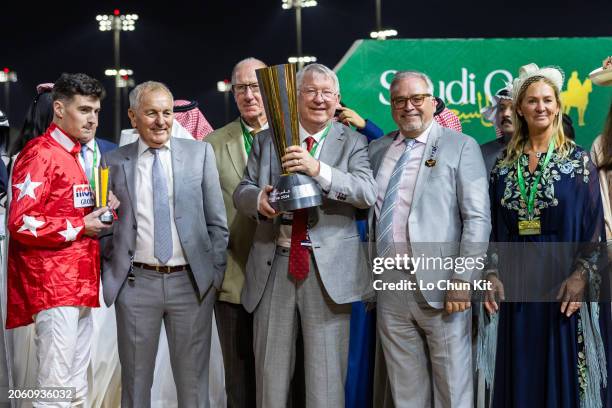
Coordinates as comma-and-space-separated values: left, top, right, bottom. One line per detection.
97, 138, 117, 157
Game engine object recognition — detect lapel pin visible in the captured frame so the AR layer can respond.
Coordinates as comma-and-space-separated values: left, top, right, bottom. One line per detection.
425, 142, 439, 167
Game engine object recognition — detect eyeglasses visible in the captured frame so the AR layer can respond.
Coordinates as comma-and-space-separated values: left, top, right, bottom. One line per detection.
391, 94, 432, 110
233, 83, 260, 94
300, 88, 337, 101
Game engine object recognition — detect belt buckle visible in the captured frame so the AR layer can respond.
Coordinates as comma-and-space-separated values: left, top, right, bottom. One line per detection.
155, 265, 170, 274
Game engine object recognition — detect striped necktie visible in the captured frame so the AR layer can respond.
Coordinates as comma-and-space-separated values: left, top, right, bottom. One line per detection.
376, 137, 416, 258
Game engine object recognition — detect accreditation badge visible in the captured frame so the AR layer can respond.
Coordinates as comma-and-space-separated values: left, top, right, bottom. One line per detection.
73, 184, 95, 208
518, 219, 541, 236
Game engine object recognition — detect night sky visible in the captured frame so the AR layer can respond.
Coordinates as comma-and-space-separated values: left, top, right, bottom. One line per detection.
1, 0, 611, 140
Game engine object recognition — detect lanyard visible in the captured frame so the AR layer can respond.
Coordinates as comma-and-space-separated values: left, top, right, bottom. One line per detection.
81, 142, 98, 191
240, 120, 254, 156
307, 123, 332, 158
516, 138, 555, 218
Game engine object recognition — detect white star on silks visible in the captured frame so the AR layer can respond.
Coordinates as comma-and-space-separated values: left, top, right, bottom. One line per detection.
14, 173, 42, 201
58, 220, 82, 242
17, 215, 45, 238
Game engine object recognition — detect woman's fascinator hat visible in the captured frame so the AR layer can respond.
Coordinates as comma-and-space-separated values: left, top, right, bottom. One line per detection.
511, 63, 565, 101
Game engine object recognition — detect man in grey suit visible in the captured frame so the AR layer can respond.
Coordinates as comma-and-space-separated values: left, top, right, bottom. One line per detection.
206, 57, 267, 407
102, 81, 228, 407
369, 71, 491, 407
233, 63, 377, 408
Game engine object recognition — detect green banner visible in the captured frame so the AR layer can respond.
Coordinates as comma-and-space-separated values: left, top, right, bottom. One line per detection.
335, 37, 612, 147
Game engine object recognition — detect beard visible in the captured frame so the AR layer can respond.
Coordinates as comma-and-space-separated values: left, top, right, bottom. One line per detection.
398, 117, 424, 134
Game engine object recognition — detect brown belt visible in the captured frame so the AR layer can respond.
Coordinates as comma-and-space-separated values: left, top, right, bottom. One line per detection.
133, 262, 190, 274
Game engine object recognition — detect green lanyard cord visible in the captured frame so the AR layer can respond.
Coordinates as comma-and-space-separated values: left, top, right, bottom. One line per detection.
85, 142, 98, 191
516, 137, 555, 218
240, 120, 255, 156
307, 123, 332, 158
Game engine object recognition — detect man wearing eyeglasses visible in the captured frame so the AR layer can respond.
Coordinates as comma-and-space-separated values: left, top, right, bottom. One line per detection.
233, 63, 377, 408
206, 57, 267, 407
368, 71, 490, 407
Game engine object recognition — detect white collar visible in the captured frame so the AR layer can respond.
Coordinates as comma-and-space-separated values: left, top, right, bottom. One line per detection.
50, 125, 76, 152
81, 138, 96, 151
240, 117, 269, 133
397, 121, 433, 145
137, 137, 172, 157
299, 121, 332, 144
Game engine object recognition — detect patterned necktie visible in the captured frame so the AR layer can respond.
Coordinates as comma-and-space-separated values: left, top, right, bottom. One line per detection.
245, 129, 260, 156
376, 137, 416, 258
80, 144, 92, 180
288, 136, 316, 280
151, 148, 173, 264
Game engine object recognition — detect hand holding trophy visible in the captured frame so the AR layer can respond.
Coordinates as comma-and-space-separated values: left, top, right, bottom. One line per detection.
256, 63, 322, 211
94, 166, 114, 224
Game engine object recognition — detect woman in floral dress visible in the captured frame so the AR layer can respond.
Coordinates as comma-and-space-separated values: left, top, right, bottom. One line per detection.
488, 64, 611, 408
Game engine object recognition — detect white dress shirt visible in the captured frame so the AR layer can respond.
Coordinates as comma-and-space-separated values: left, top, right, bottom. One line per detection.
78, 138, 98, 176
276, 122, 333, 248
134, 138, 187, 266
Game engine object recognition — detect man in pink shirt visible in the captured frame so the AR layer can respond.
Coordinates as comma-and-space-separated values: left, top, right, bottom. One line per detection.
369, 70, 491, 407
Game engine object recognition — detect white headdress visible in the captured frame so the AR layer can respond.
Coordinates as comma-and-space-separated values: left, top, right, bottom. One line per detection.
480, 84, 512, 123
511, 63, 564, 101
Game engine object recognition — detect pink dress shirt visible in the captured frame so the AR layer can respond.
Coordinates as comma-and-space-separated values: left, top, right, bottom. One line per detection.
375, 124, 432, 244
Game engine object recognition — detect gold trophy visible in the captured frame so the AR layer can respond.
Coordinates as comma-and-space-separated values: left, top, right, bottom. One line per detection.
94, 166, 114, 224
256, 63, 322, 211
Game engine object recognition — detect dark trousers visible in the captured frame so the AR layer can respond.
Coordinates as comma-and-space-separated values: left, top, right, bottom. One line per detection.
214, 301, 256, 408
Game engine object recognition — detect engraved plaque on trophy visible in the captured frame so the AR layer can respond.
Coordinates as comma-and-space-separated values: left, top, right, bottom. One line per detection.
256, 63, 322, 212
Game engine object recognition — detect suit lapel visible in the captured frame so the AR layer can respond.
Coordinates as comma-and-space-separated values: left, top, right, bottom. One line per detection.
372, 132, 397, 178
170, 138, 184, 209
122, 142, 139, 220
226, 120, 247, 179
317, 122, 345, 168
410, 122, 442, 213
309, 123, 343, 226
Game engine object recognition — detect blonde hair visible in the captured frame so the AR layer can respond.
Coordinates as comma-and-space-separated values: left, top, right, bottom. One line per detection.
502, 76, 574, 166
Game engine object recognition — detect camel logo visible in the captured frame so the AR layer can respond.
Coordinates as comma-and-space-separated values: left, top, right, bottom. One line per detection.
561, 71, 592, 126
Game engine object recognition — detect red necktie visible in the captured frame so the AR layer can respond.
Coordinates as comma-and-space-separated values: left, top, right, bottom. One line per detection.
288, 136, 316, 280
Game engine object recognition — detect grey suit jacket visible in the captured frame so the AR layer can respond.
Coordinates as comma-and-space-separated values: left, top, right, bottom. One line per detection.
480, 133, 510, 176
101, 137, 229, 306
369, 122, 491, 307
206, 118, 257, 304
233, 121, 378, 313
